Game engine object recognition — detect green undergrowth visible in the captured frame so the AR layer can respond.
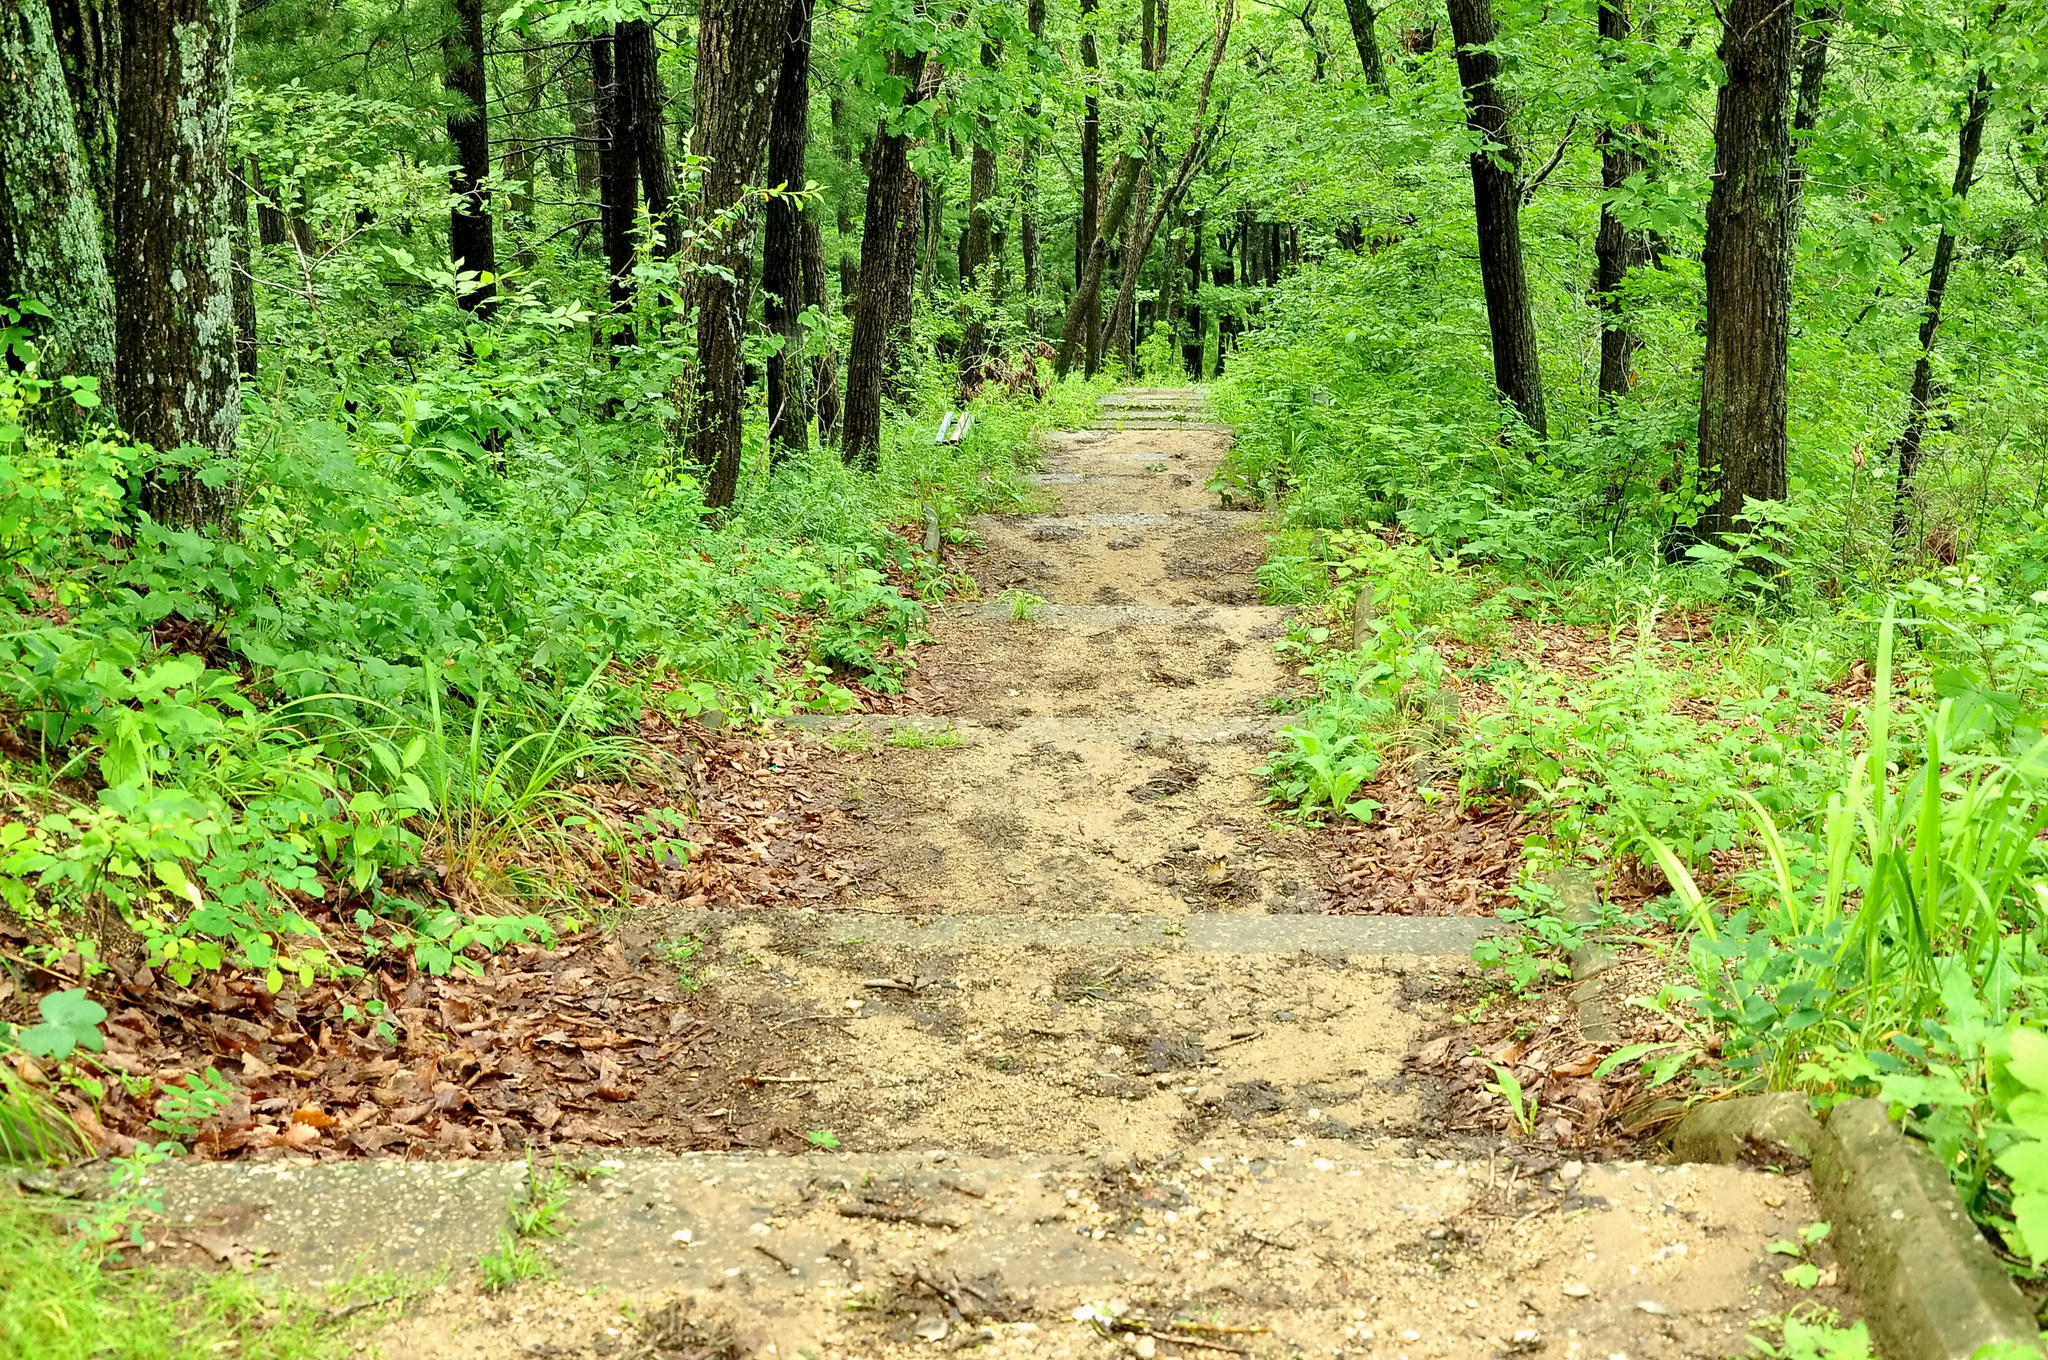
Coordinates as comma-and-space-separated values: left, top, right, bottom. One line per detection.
0, 302, 1108, 1004
0, 1190, 409, 1360
1221, 295, 2048, 1279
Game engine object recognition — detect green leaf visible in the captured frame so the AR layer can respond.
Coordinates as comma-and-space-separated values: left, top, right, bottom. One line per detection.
18, 989, 108, 1059
2008, 1028, 2048, 1094
1780, 1261, 1820, 1289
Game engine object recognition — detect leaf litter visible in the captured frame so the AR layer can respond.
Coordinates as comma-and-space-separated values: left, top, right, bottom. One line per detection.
1, 714, 863, 1161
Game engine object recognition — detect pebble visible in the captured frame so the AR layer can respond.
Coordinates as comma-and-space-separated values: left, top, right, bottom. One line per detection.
1637, 1300, 1671, 1316
1561, 1281, 1593, 1298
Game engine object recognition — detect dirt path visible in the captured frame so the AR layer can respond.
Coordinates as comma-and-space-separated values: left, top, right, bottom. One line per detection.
146, 392, 1849, 1359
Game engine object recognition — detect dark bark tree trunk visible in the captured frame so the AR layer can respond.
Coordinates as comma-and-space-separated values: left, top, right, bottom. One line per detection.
1079, 0, 1103, 374
957, 40, 1000, 390
683, 0, 794, 506
618, 19, 676, 262
45, 0, 118, 251
765, 0, 813, 462
1020, 0, 1047, 335
116, 0, 240, 530
1788, 5, 1838, 239
1073, 0, 1232, 379
593, 31, 638, 338
249, 157, 289, 246
568, 43, 600, 209
892, 156, 926, 333
1183, 209, 1205, 378
1341, 0, 1389, 95
842, 47, 931, 469
0, 0, 115, 389
829, 90, 859, 309
803, 212, 841, 445
1594, 0, 1646, 406
1693, 0, 1795, 544
1447, 0, 1547, 439
1891, 60, 1996, 547
444, 0, 497, 314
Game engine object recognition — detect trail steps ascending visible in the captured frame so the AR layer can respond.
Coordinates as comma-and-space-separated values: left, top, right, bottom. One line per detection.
149, 389, 1844, 1359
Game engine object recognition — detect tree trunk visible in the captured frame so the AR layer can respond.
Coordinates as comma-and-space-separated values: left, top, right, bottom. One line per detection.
116, 0, 240, 531
892, 156, 925, 340
1788, 5, 1838, 239
1891, 61, 1996, 547
506, 47, 544, 265
230, 163, 256, 377
804, 211, 841, 446
0, 0, 115, 389
568, 43, 600, 208
1079, 0, 1102, 375
1594, 0, 1646, 406
44, 0, 118, 251
1447, 0, 1547, 439
765, 0, 813, 462
1340, 0, 1389, 94
828, 90, 859, 308
1056, 155, 1142, 376
249, 157, 289, 246
1103, 160, 1153, 371
444, 0, 497, 314
1020, 0, 1047, 336
593, 31, 638, 338
842, 47, 930, 469
957, 40, 1000, 391
1182, 209, 1205, 378
1693, 0, 1794, 544
683, 0, 794, 507
618, 19, 675, 262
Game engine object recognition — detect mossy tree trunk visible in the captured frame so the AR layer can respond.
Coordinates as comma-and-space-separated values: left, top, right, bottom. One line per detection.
0, 0, 116, 393
115, 0, 241, 532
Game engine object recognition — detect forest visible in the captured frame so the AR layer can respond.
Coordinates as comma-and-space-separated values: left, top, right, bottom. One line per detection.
5, 0, 2048, 1351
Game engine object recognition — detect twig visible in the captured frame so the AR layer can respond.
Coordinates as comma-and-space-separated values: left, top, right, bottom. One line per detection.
1242, 1229, 1298, 1251
323, 1293, 401, 1321
743, 1074, 824, 1084
940, 1177, 987, 1199
1105, 1322, 1250, 1355
836, 1204, 964, 1229
1167, 1321, 1272, 1337
752, 1243, 796, 1272
1209, 1029, 1264, 1051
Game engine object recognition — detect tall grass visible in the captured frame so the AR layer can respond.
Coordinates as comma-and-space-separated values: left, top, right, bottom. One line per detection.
1647, 609, 2048, 1089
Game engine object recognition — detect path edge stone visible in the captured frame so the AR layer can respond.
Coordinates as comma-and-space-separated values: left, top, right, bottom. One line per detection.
1670, 1093, 2043, 1359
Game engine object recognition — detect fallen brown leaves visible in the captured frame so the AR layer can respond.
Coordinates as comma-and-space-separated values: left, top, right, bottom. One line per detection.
1405, 952, 1692, 1151
608, 713, 856, 911
25, 929, 809, 1161
1324, 766, 1525, 917
0, 715, 862, 1163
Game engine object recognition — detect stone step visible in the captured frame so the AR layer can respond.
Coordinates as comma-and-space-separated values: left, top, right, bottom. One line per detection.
1091, 420, 1232, 432
782, 713, 1289, 745
673, 908, 1495, 956
996, 510, 1264, 530
967, 601, 1287, 629
1027, 471, 1193, 485
147, 1142, 1826, 1359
